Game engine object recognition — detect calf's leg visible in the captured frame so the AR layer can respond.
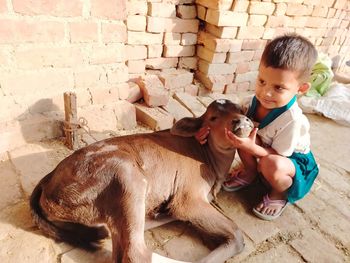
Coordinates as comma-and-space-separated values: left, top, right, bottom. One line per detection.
172, 200, 244, 263
107, 171, 152, 263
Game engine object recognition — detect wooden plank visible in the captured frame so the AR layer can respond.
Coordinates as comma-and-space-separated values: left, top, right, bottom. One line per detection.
64, 92, 79, 150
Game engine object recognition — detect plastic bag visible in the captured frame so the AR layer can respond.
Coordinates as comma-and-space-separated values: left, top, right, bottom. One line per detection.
299, 83, 350, 126
307, 53, 334, 97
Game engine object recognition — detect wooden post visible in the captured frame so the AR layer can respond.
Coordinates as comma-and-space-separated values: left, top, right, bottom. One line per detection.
64, 92, 79, 150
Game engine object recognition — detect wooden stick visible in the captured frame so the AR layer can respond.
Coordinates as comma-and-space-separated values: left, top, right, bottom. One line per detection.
64, 92, 79, 150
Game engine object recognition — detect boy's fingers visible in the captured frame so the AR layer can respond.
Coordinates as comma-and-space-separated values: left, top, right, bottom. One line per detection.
200, 139, 207, 145
249, 128, 258, 138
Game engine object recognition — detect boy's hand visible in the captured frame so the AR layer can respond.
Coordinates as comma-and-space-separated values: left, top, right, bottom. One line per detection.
195, 126, 210, 144
225, 127, 259, 152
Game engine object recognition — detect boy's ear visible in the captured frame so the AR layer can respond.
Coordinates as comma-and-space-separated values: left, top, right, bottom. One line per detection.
298, 82, 311, 94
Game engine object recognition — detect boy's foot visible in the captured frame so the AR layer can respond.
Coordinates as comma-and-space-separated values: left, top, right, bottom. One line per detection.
252, 194, 288, 221
222, 170, 256, 192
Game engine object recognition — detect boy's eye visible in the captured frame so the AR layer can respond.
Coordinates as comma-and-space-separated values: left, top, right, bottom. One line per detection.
209, 116, 218, 122
275, 86, 284, 91
258, 79, 265, 85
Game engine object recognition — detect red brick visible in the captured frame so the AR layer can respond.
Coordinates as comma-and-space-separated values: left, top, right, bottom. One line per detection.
147, 2, 176, 17
205, 24, 237, 39
69, 21, 98, 43
196, 0, 233, 10
74, 68, 107, 88
128, 0, 147, 15
158, 70, 194, 90
127, 15, 146, 31
224, 83, 238, 94
89, 44, 126, 64
249, 2, 275, 15
161, 97, 194, 122
128, 31, 163, 45
147, 45, 163, 58
198, 31, 232, 52
237, 82, 251, 92
179, 57, 197, 70
197, 46, 227, 63
163, 45, 195, 57
147, 17, 199, 33
236, 62, 250, 74
90, 87, 119, 104
1, 70, 73, 105
12, 0, 83, 16
127, 45, 147, 60
198, 59, 236, 75
0, 48, 10, 66
195, 71, 234, 91
135, 103, 174, 131
184, 84, 198, 96
206, 9, 248, 27
14, 46, 85, 69
127, 59, 146, 74
114, 100, 137, 130
0, 19, 65, 43
101, 22, 127, 43
164, 33, 181, 45
119, 82, 143, 103
136, 76, 169, 107
173, 92, 207, 117
181, 33, 197, 45
91, 0, 126, 20
107, 64, 129, 84
241, 39, 267, 50
226, 51, 255, 64
0, 0, 7, 13
145, 58, 178, 69
177, 5, 197, 19
197, 5, 207, 20
237, 26, 265, 39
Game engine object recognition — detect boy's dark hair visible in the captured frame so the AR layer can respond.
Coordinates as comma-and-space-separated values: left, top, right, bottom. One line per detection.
261, 34, 318, 82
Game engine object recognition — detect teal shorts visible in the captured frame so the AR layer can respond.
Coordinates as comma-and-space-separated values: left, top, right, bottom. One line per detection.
287, 151, 319, 204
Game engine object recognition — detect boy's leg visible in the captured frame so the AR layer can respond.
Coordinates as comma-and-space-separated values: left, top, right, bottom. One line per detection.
255, 154, 295, 216
224, 149, 258, 188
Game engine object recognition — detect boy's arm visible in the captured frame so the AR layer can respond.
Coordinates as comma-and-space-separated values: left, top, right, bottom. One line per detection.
225, 128, 278, 158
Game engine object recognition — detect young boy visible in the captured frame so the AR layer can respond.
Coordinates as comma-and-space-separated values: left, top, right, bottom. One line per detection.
196, 34, 319, 220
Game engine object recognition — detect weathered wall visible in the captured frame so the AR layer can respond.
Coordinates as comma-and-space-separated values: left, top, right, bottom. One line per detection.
0, 0, 349, 153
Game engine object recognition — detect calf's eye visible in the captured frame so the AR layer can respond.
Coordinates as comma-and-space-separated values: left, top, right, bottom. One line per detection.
231, 119, 240, 125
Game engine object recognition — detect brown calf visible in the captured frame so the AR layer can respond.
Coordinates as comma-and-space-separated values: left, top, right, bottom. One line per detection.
30, 99, 253, 263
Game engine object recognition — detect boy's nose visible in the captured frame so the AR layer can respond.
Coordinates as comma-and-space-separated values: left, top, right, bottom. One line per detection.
265, 90, 273, 97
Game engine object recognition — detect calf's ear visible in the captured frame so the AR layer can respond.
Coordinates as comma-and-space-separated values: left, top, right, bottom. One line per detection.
170, 117, 203, 137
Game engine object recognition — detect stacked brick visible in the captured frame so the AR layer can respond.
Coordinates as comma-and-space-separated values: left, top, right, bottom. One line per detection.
195, 0, 350, 94
126, 0, 199, 77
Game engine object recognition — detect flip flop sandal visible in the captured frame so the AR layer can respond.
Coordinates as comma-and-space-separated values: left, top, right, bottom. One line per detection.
252, 194, 288, 221
222, 171, 252, 192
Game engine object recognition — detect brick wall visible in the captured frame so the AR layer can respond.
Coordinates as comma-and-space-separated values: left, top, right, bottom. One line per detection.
0, 0, 129, 152
0, 0, 349, 153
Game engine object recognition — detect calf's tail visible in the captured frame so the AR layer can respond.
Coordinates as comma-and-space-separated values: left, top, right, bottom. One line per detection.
29, 173, 109, 251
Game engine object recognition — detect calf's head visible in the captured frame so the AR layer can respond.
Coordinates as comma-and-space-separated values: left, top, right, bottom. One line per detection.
171, 99, 254, 149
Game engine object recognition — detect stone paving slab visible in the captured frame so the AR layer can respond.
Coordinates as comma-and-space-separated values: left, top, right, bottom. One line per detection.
244, 244, 303, 263
290, 228, 346, 263
0, 109, 349, 262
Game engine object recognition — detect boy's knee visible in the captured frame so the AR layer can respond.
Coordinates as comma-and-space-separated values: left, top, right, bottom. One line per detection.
259, 155, 278, 172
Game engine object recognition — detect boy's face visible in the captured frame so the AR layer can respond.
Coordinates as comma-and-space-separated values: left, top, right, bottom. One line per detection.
255, 63, 309, 109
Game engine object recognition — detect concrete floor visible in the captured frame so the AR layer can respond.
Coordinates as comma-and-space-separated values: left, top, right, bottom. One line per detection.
0, 112, 349, 263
